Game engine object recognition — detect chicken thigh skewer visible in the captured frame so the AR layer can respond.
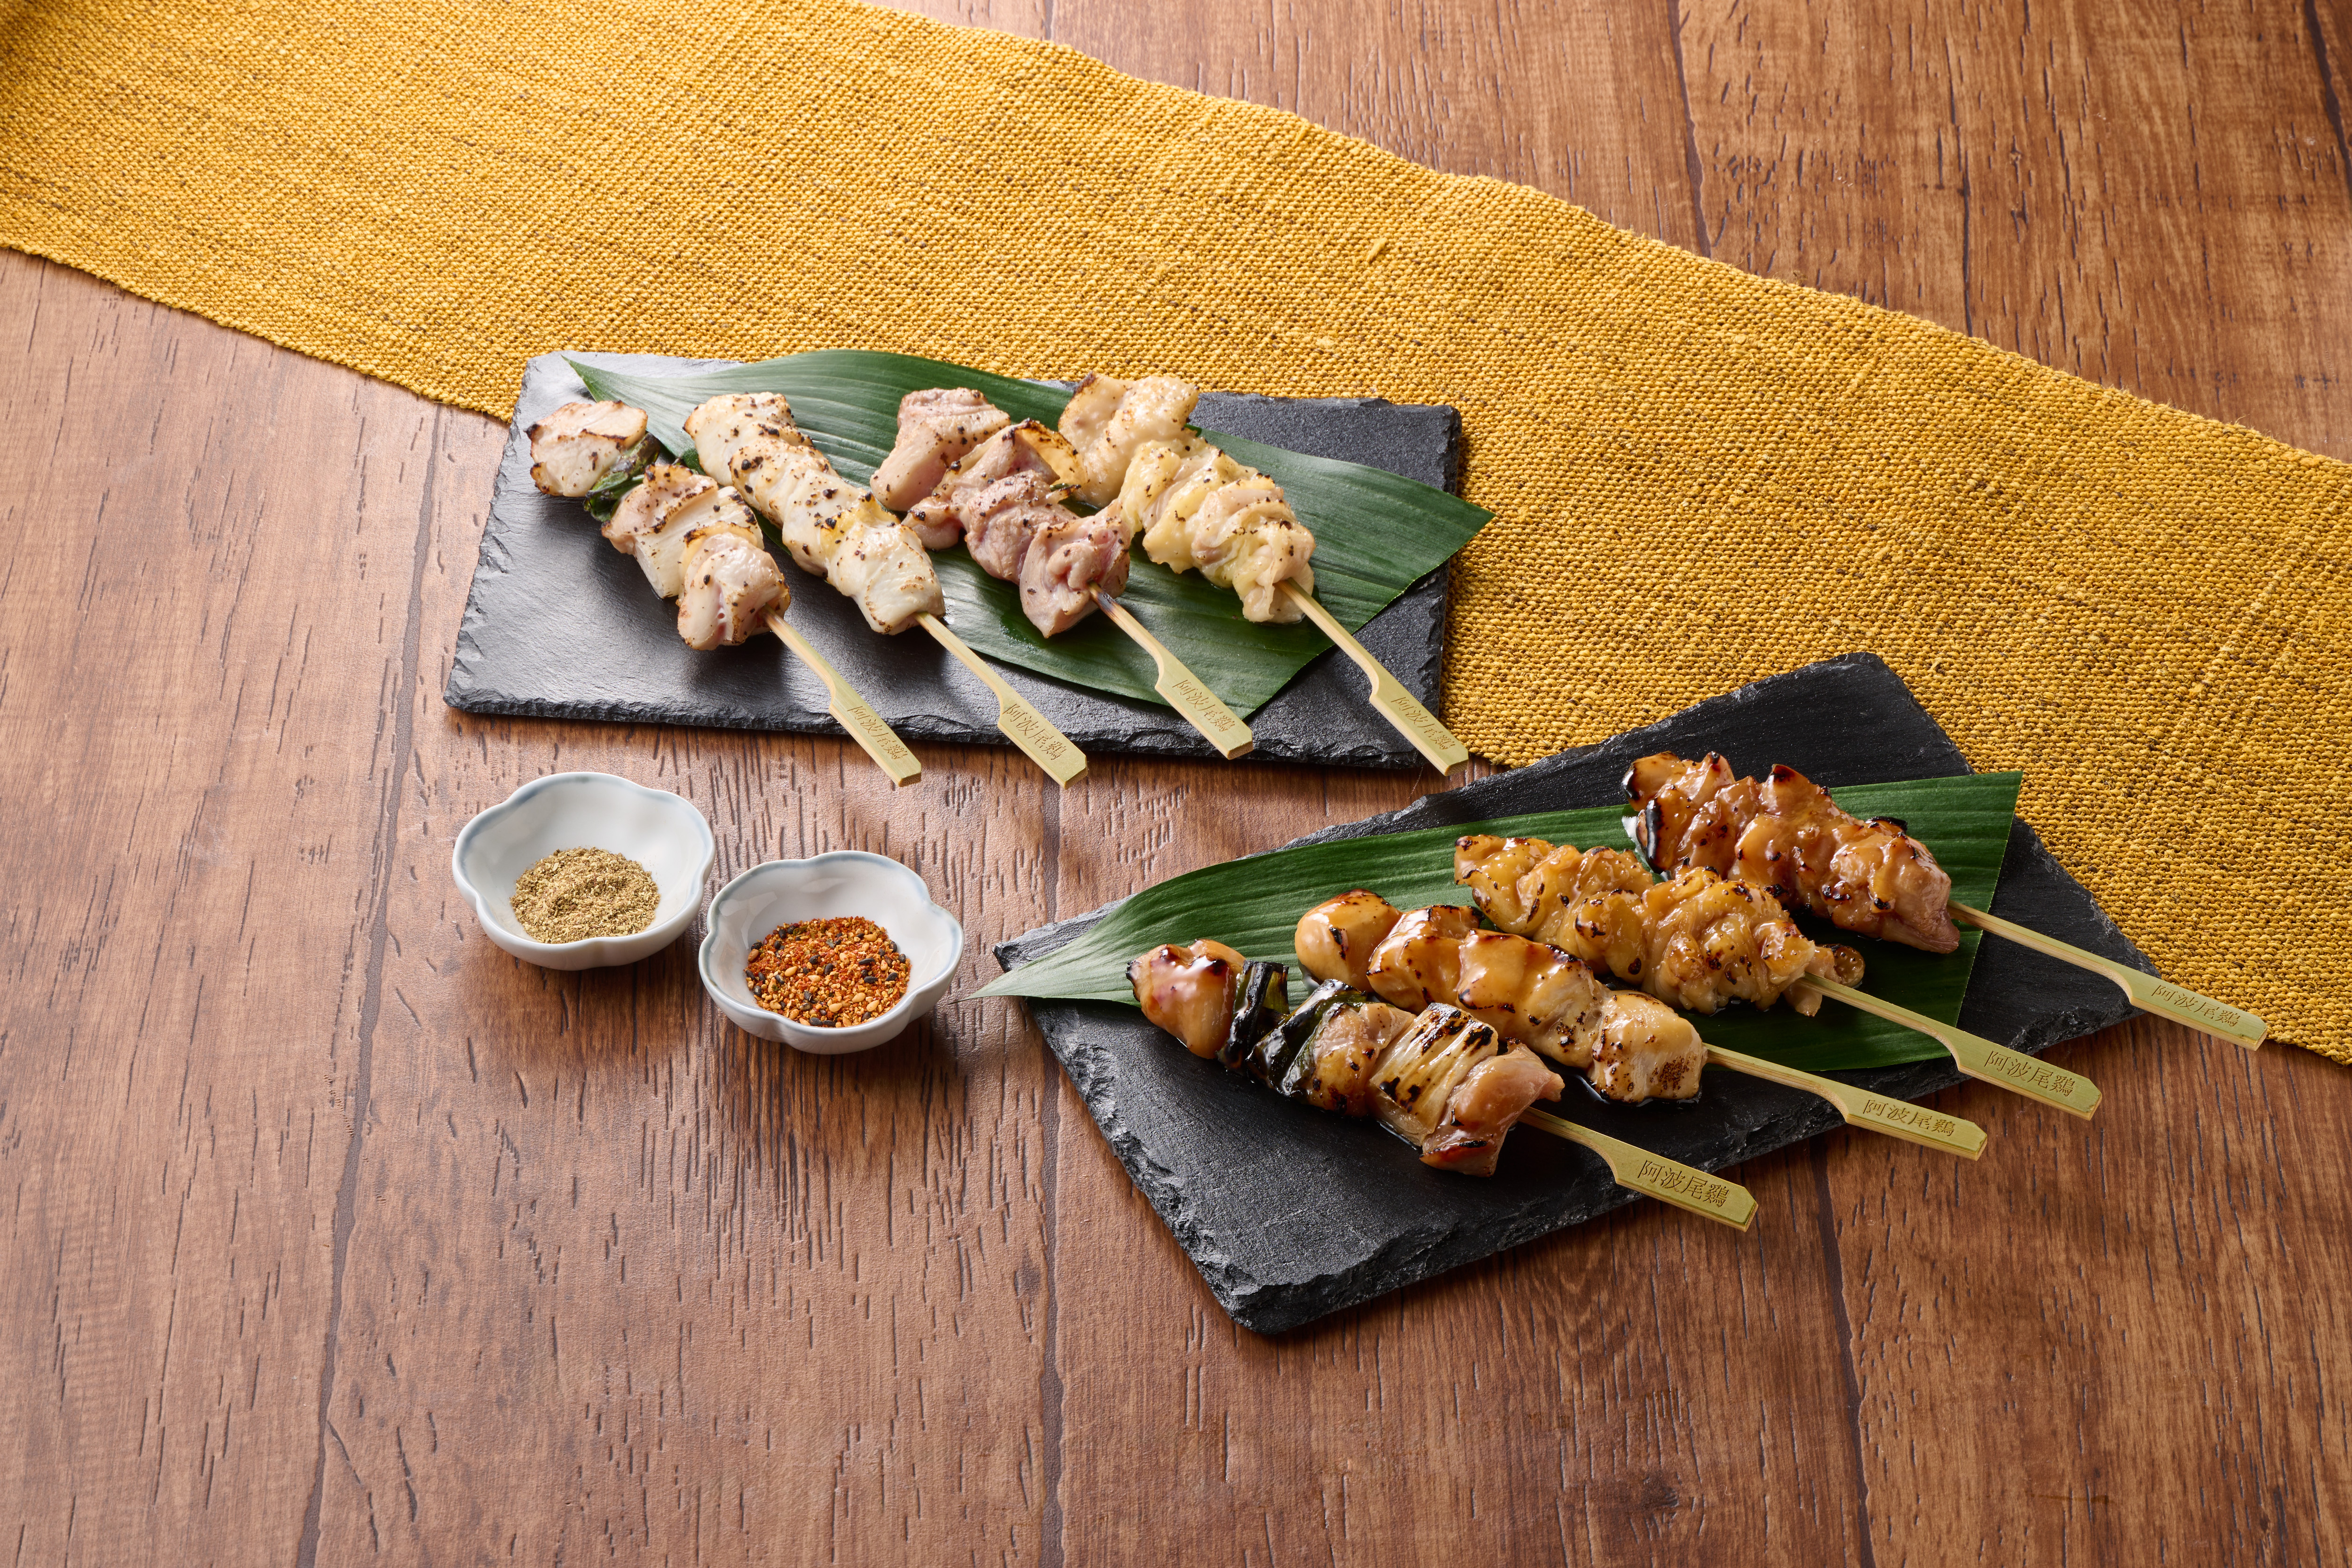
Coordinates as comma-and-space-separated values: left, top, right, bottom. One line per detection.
686, 393, 1088, 786
1624, 753, 2266, 1051
875, 389, 1252, 758
1127, 940, 1756, 1226
526, 399, 921, 787
1068, 374, 1471, 775
1305, 889, 1986, 1158
1454, 831, 2101, 1119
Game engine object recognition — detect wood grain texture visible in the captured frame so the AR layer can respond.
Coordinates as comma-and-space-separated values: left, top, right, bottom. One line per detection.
5, 0, 2350, 1560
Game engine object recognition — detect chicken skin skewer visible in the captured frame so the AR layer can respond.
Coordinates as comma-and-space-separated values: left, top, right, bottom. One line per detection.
688, 393, 1088, 785
1623, 752, 2265, 1050
1127, 935, 1757, 1218
526, 397, 920, 785
1297, 890, 1987, 1156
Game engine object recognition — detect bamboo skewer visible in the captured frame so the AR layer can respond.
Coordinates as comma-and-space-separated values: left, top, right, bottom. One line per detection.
761, 612, 922, 787
1948, 900, 2265, 1051
916, 613, 1089, 785
1278, 582, 1469, 775
1796, 976, 2102, 1119
1704, 1044, 1987, 1158
1521, 1110, 1758, 1229
1093, 591, 1254, 758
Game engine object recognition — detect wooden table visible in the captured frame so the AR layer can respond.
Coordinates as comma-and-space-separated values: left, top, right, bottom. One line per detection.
4, 0, 2346, 1561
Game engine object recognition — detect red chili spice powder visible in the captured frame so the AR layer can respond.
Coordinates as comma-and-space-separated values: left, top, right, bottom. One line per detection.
744, 915, 911, 1027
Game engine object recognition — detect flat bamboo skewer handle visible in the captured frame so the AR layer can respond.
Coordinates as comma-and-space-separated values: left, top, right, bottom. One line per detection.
762, 612, 922, 788
1705, 1044, 1987, 1159
1277, 581, 1469, 775
1948, 899, 2265, 1051
1521, 1110, 1758, 1229
1797, 977, 2102, 1120
1094, 592, 1254, 759
915, 613, 1088, 785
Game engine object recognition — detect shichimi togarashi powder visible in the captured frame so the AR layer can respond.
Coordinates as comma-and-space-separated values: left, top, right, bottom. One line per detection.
744, 916, 911, 1027
509, 846, 661, 943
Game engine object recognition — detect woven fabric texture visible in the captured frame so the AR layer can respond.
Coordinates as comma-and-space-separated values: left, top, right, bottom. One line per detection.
2, 0, 2344, 1058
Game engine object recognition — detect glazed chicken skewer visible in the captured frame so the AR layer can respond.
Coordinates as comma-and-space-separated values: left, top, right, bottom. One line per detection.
1304, 888, 1986, 1158
1454, 831, 2101, 1119
1069, 374, 1470, 775
684, 393, 1089, 786
524, 399, 922, 786
872, 388, 1252, 758
1128, 939, 1757, 1227
1624, 753, 2266, 1050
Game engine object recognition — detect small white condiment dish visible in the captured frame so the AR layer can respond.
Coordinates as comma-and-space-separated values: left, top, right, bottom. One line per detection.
699, 852, 963, 1054
451, 772, 715, 971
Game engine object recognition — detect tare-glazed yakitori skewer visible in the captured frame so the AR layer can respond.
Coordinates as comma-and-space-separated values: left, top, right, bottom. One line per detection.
1308, 887, 1985, 1159
1625, 754, 2267, 1051
1128, 930, 1761, 1228
683, 393, 1088, 786
1454, 828, 2102, 1118
870, 388, 1253, 759
525, 400, 923, 787
1068, 373, 1471, 775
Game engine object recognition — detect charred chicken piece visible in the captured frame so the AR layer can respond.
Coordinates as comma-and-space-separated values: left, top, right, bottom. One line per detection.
676, 531, 788, 650
1128, 939, 1246, 1058
905, 422, 1080, 550
1452, 930, 1611, 1068
1362, 905, 1480, 1010
1625, 753, 1962, 953
1589, 993, 1705, 1103
528, 401, 651, 497
1117, 436, 1316, 624
682, 392, 805, 482
605, 462, 714, 555
871, 388, 1011, 511
1422, 1044, 1565, 1176
1279, 993, 1417, 1116
1453, 833, 1653, 944
636, 485, 756, 599
1294, 890, 1406, 991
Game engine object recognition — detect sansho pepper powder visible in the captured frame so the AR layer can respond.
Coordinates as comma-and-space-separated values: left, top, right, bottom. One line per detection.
509, 847, 661, 943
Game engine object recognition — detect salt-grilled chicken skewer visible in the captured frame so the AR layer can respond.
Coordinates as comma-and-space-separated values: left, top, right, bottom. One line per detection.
1302, 890, 1985, 1156
1070, 374, 1470, 775
687, 394, 1087, 786
1127, 940, 1755, 1225
1625, 752, 2266, 1050
878, 389, 1252, 758
1455, 831, 2101, 1118
527, 402, 921, 786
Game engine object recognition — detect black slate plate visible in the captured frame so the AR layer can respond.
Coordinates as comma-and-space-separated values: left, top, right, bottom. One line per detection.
444, 352, 1464, 767
993, 653, 2152, 1334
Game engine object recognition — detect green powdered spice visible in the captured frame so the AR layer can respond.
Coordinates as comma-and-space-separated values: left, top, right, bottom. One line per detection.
509, 847, 661, 943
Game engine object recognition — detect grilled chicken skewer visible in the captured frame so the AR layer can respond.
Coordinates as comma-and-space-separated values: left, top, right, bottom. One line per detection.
1455, 830, 2101, 1118
1307, 887, 1986, 1157
877, 389, 1252, 758
1127, 940, 1756, 1225
1068, 374, 1470, 774
687, 393, 1088, 786
1625, 752, 2265, 1050
529, 399, 921, 786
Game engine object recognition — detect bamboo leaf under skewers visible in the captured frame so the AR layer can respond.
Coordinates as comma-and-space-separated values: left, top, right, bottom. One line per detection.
981, 773, 2026, 1075
572, 351, 1492, 717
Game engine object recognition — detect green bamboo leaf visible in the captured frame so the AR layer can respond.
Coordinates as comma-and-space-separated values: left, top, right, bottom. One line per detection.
571, 350, 1490, 715
980, 772, 2025, 1074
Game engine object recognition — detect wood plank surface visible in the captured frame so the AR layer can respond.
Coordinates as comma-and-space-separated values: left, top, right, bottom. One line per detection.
4, 0, 2349, 1562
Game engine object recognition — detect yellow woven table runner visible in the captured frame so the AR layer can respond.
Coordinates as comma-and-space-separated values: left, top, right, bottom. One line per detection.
3, 0, 2344, 1057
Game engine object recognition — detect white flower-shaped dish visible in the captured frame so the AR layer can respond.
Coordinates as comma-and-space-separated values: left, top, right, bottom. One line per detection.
699, 853, 964, 1054
451, 773, 715, 971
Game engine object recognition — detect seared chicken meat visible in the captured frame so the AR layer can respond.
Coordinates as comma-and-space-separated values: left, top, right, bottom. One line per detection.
1625, 753, 1962, 953
1128, 939, 1247, 1058
1020, 511, 1132, 637
528, 400, 651, 498
871, 388, 1010, 511
605, 461, 712, 555
1589, 993, 1706, 1104
1306, 892, 1704, 1104
1454, 834, 1864, 1016
1116, 436, 1317, 623
905, 421, 1080, 549
691, 395, 946, 636
1058, 373, 1200, 506
676, 529, 788, 651
1293, 889, 1405, 991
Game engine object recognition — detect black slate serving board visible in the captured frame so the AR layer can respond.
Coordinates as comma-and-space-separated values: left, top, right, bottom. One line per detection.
444, 352, 1464, 767
994, 653, 2152, 1334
